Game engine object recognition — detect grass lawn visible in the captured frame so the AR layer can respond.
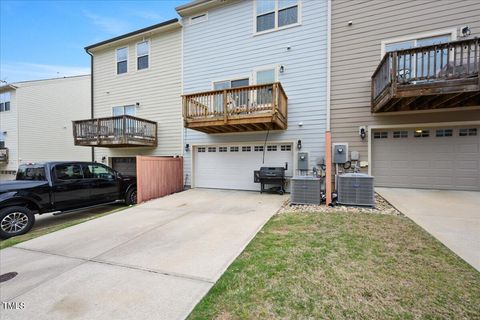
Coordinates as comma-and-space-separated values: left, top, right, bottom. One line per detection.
0, 205, 128, 250
189, 211, 480, 319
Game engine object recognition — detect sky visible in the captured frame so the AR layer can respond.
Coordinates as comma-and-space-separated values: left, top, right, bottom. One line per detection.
0, 0, 189, 83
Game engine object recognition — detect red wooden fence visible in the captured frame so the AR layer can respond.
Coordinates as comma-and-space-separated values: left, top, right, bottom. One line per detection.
136, 156, 184, 203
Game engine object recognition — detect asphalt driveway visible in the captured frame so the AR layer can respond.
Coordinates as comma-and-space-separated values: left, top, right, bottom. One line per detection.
0, 189, 286, 320
376, 188, 480, 271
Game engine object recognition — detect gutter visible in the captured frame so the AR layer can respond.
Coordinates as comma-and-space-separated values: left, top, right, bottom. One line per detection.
85, 48, 95, 162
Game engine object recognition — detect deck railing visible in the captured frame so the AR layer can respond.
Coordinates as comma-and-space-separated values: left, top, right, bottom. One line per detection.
372, 38, 480, 103
73, 115, 157, 147
183, 82, 288, 123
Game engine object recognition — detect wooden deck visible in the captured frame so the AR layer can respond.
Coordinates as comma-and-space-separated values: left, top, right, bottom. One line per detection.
73, 115, 157, 148
371, 38, 480, 113
183, 82, 288, 134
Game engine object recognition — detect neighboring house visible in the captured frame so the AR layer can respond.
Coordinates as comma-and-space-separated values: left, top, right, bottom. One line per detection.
72, 19, 183, 176
0, 76, 91, 180
330, 0, 480, 191
178, 0, 328, 190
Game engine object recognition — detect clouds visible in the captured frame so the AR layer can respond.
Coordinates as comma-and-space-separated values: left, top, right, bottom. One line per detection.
83, 11, 131, 35
0, 62, 90, 83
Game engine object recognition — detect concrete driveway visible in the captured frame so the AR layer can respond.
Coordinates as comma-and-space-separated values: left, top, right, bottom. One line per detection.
0, 189, 286, 320
376, 188, 480, 271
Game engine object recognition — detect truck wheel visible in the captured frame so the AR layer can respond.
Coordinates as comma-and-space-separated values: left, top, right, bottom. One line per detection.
0, 206, 35, 239
125, 188, 137, 205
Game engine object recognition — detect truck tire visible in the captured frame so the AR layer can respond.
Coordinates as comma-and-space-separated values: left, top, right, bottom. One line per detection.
125, 188, 137, 206
0, 206, 35, 239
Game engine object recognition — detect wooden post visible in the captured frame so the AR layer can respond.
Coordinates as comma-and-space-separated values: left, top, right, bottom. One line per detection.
272, 83, 278, 114
223, 90, 228, 124
391, 52, 397, 97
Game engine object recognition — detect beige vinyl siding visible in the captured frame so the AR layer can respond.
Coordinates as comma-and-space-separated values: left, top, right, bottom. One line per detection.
330, 0, 480, 166
90, 26, 183, 162
15, 76, 91, 164
0, 90, 18, 180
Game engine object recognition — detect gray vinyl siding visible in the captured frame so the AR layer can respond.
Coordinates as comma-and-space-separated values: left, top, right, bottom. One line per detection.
15, 76, 91, 164
91, 26, 183, 163
330, 0, 480, 166
182, 0, 328, 185
0, 90, 18, 180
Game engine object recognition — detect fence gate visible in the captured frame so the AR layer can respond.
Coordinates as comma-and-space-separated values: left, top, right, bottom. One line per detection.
136, 156, 184, 203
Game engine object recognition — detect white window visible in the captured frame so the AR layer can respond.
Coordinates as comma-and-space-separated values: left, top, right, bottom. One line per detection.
414, 129, 430, 138
112, 105, 136, 116
255, 68, 276, 85
136, 41, 149, 70
219, 146, 227, 152
267, 145, 277, 151
393, 131, 408, 138
373, 132, 388, 139
208, 147, 216, 152
281, 145, 292, 151
230, 146, 239, 152
198, 147, 206, 152
116, 47, 128, 74
0, 92, 11, 112
459, 128, 477, 136
256, 0, 299, 33
0, 132, 5, 148
254, 146, 264, 152
435, 129, 453, 137
190, 12, 208, 25
242, 146, 251, 152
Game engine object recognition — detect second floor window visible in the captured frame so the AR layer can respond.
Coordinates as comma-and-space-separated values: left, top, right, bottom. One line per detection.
256, 0, 299, 33
113, 105, 136, 116
116, 47, 128, 74
0, 92, 11, 112
137, 41, 149, 70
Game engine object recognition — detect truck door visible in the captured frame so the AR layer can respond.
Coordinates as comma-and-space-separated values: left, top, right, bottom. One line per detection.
52, 164, 93, 210
82, 163, 120, 204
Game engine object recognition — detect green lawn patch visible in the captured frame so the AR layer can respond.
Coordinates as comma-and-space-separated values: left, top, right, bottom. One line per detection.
0, 205, 128, 250
189, 211, 480, 319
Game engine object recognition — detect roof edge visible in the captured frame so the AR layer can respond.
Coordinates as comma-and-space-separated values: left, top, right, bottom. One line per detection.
85, 18, 179, 51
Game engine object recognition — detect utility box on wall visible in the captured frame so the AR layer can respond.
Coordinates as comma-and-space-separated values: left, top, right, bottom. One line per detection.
297, 152, 309, 171
332, 143, 348, 164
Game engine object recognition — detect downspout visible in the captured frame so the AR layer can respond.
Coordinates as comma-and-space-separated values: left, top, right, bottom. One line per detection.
85, 48, 95, 162
325, 0, 333, 205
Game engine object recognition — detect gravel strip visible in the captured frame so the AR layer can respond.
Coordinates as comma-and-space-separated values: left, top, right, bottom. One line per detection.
278, 193, 402, 216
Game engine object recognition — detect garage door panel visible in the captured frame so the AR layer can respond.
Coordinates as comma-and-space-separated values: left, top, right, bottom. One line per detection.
194, 143, 293, 191
372, 126, 479, 191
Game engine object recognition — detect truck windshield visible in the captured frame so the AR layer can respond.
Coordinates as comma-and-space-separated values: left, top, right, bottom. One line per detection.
16, 166, 47, 181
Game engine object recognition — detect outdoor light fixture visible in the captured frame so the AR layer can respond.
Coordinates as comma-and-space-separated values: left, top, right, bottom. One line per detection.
297, 139, 302, 150
101, 156, 106, 163
279, 65, 285, 73
185, 143, 190, 152
359, 126, 366, 140
136, 102, 140, 107
461, 26, 471, 37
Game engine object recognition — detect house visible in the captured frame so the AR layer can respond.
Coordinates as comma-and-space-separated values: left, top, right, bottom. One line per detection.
72, 19, 183, 176
178, 0, 328, 190
329, 0, 480, 191
0, 76, 91, 180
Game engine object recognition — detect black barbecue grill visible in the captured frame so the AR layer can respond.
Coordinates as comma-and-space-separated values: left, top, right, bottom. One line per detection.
255, 167, 286, 195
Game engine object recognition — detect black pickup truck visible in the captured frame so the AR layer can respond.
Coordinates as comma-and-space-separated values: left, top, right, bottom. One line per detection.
0, 162, 137, 239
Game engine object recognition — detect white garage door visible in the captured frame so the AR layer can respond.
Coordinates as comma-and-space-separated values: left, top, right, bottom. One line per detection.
372, 126, 479, 191
194, 143, 294, 190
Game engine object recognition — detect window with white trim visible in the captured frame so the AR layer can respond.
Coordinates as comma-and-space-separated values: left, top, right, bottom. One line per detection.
136, 41, 149, 70
0, 92, 11, 112
267, 145, 277, 151
112, 105, 135, 116
219, 146, 227, 152
373, 132, 388, 139
230, 146, 239, 152
435, 129, 453, 137
459, 128, 477, 136
256, 0, 299, 33
414, 129, 430, 138
254, 146, 264, 152
242, 146, 251, 152
280, 145, 292, 151
393, 131, 408, 138
197, 147, 206, 152
116, 47, 128, 74
208, 147, 216, 152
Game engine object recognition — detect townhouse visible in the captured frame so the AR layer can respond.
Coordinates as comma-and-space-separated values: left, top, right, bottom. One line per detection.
330, 0, 480, 191
0, 76, 91, 180
178, 0, 328, 190
72, 19, 183, 175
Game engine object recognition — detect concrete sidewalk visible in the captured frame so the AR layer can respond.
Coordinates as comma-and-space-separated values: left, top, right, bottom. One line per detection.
376, 188, 480, 271
0, 189, 286, 320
